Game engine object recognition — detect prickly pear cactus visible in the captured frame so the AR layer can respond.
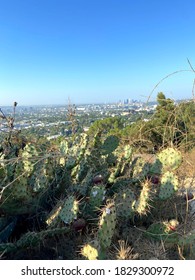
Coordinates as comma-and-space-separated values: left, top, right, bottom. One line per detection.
16, 231, 41, 248
22, 143, 39, 176
59, 195, 79, 224
10, 159, 29, 199
158, 147, 182, 170
120, 144, 133, 174
46, 202, 62, 227
0, 162, 33, 214
0, 140, 55, 215
145, 219, 179, 242
115, 186, 136, 219
58, 134, 88, 168
135, 180, 151, 215
123, 144, 133, 160
108, 145, 133, 183
46, 195, 79, 226
76, 133, 89, 161
80, 239, 100, 260
65, 156, 77, 169
101, 135, 119, 155
88, 184, 106, 213
59, 139, 69, 156
71, 167, 94, 196
132, 157, 150, 181
0, 152, 16, 183
71, 158, 89, 183
108, 160, 123, 183
159, 171, 179, 200
98, 201, 116, 249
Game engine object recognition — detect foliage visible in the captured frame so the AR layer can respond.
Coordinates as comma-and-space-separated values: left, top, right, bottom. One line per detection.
88, 116, 124, 137
120, 94, 195, 151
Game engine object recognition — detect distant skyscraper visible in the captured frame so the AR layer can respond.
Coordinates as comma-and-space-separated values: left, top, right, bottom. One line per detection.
124, 99, 129, 105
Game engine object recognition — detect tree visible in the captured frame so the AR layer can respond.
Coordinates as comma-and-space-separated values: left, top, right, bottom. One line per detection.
157, 92, 166, 107
175, 101, 195, 149
88, 117, 124, 137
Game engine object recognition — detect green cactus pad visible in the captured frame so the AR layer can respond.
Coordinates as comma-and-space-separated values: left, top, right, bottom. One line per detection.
115, 187, 136, 219
135, 180, 151, 215
145, 221, 179, 242
132, 157, 150, 181
123, 145, 133, 161
46, 196, 79, 226
74, 160, 89, 182
59, 196, 79, 224
157, 147, 182, 172
22, 144, 39, 175
89, 184, 106, 212
149, 159, 162, 175
59, 139, 69, 155
98, 202, 116, 249
159, 171, 179, 200
101, 135, 119, 155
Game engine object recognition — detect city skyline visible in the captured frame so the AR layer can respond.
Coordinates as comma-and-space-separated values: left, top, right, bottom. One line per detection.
1, 0, 195, 105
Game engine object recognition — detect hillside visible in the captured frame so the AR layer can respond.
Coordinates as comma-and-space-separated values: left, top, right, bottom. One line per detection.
0, 96, 195, 260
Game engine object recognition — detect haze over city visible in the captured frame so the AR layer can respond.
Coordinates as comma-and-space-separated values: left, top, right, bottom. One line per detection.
0, 0, 195, 106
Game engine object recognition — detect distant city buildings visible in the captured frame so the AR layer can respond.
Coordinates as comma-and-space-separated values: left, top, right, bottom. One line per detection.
0, 98, 188, 139
118, 98, 142, 105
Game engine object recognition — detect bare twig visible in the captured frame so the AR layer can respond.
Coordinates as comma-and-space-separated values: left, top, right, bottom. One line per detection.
187, 58, 195, 73
147, 69, 192, 103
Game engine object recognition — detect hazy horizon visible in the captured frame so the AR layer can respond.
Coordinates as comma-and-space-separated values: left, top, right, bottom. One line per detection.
1, 0, 195, 106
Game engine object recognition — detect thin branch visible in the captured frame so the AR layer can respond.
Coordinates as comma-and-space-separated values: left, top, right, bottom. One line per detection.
147, 69, 192, 103
187, 58, 195, 73
0, 108, 7, 120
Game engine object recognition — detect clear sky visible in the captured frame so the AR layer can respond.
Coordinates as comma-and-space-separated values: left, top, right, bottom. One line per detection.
0, 0, 195, 105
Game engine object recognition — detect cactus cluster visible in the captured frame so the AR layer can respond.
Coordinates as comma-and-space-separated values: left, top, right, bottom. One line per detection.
0, 142, 54, 214
0, 131, 194, 260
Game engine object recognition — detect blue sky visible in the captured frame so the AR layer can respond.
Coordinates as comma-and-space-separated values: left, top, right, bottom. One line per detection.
0, 0, 195, 105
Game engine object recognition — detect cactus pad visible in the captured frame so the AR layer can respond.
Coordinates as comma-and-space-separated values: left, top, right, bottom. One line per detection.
89, 184, 106, 213
101, 135, 119, 155
157, 147, 182, 172
159, 171, 179, 200
132, 157, 150, 181
135, 180, 151, 215
46, 196, 79, 226
81, 239, 100, 260
115, 186, 136, 219
98, 202, 116, 249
